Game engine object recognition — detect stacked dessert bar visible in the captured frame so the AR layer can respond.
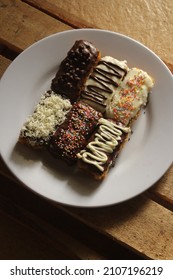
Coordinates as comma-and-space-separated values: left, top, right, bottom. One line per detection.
19, 40, 154, 180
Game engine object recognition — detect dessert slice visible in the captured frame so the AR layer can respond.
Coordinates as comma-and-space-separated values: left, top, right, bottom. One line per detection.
106, 68, 154, 125
51, 40, 101, 103
77, 118, 131, 180
18, 91, 72, 149
49, 101, 102, 165
80, 56, 128, 113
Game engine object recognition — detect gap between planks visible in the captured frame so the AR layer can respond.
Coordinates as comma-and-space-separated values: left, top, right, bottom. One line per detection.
0, 0, 72, 53
22, 0, 95, 29
0, 174, 143, 260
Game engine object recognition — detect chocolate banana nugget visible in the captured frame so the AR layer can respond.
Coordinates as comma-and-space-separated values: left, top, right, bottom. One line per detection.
19, 91, 72, 149
49, 102, 102, 164
80, 56, 128, 113
51, 40, 101, 102
77, 118, 131, 180
106, 68, 154, 125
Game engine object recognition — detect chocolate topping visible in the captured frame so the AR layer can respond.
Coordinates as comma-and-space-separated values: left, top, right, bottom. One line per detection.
81, 58, 128, 110
49, 102, 102, 165
51, 40, 100, 102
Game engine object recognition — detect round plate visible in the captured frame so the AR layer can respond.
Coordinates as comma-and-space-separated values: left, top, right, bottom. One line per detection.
0, 29, 173, 207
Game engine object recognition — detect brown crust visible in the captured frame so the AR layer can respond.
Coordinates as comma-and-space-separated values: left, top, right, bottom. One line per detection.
18, 136, 48, 149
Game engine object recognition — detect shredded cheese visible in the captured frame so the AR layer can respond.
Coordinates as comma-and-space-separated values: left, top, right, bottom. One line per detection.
20, 91, 72, 140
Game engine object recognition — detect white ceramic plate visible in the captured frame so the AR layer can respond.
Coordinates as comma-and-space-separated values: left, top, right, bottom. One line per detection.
0, 29, 173, 207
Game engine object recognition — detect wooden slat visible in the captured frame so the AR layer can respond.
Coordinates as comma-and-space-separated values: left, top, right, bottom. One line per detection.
62, 195, 173, 260
0, 0, 72, 52
0, 210, 73, 259
147, 61, 173, 209
148, 164, 173, 210
25, 0, 173, 64
0, 197, 103, 260
0, 55, 11, 77
23, 0, 94, 28
0, 174, 142, 260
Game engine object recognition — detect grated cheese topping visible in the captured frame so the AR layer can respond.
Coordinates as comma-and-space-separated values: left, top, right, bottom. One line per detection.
20, 91, 72, 140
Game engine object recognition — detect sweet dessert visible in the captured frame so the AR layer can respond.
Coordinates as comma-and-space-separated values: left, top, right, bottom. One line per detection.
49, 101, 102, 164
51, 40, 101, 102
106, 68, 154, 125
80, 56, 128, 113
18, 91, 72, 149
77, 118, 131, 180
18, 39, 154, 181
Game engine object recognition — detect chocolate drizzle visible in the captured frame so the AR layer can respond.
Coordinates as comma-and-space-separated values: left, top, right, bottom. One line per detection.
82, 90, 107, 108
81, 58, 128, 110
99, 60, 127, 80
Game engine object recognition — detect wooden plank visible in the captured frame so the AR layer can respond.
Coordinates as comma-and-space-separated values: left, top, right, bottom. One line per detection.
0, 0, 72, 52
0, 55, 11, 77
25, 0, 173, 64
0, 198, 103, 260
146, 63, 173, 209
23, 0, 94, 28
148, 164, 173, 210
0, 210, 73, 259
0, 174, 143, 260
62, 195, 173, 260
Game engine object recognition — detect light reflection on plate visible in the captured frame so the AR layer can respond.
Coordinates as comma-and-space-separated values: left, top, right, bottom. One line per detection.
0, 29, 173, 207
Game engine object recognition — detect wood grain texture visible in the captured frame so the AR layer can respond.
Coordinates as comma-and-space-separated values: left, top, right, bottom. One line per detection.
0, 210, 74, 259
62, 195, 173, 260
0, 174, 142, 260
0, 0, 72, 52
23, 0, 94, 28
25, 0, 173, 64
148, 164, 173, 210
0, 55, 11, 77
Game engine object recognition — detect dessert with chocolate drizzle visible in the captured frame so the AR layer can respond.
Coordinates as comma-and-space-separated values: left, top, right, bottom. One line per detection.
80, 56, 128, 113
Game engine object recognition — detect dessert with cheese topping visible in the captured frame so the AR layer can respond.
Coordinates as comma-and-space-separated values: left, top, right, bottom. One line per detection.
80, 56, 128, 113
19, 91, 72, 149
49, 102, 102, 165
51, 40, 101, 103
77, 118, 131, 180
106, 68, 154, 125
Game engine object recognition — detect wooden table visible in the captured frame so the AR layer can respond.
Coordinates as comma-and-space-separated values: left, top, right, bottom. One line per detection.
0, 0, 173, 260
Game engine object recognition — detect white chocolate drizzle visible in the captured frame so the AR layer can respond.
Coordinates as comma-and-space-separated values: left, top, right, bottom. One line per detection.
77, 118, 130, 171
